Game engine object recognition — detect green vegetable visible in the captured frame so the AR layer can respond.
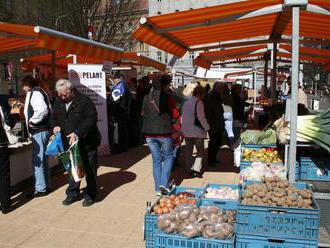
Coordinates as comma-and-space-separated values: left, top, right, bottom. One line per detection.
241, 129, 276, 145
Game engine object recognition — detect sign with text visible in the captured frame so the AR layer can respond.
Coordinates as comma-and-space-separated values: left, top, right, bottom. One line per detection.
68, 64, 110, 155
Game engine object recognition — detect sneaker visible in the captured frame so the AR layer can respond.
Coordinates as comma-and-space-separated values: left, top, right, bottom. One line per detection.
156, 192, 162, 197
82, 195, 94, 207
1, 204, 11, 214
159, 185, 171, 195
62, 196, 79, 206
26, 191, 49, 199
193, 171, 203, 178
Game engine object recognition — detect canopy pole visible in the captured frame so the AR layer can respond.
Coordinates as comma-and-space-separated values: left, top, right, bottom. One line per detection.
288, 6, 300, 183
51, 50, 56, 86
271, 42, 278, 101
264, 53, 269, 88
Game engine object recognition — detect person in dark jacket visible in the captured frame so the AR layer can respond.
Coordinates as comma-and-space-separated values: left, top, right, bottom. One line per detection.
110, 71, 131, 153
0, 105, 12, 214
50, 79, 101, 207
231, 84, 247, 141
205, 82, 225, 166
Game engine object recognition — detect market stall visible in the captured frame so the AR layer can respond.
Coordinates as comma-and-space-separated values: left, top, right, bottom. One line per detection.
132, 0, 330, 247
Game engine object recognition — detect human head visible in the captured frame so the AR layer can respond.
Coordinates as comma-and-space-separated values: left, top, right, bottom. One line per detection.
232, 84, 242, 95
21, 75, 38, 94
192, 85, 205, 100
159, 74, 172, 94
182, 83, 196, 97
213, 81, 222, 94
55, 79, 74, 102
113, 70, 125, 83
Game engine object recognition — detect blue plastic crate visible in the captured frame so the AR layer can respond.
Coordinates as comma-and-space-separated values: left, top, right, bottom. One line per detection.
241, 144, 277, 149
237, 181, 320, 240
201, 184, 240, 210
236, 234, 318, 248
144, 212, 158, 247
170, 186, 204, 198
299, 157, 330, 181
155, 231, 235, 248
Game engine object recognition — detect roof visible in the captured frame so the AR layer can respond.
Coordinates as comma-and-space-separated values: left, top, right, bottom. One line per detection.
132, 0, 330, 58
0, 22, 123, 61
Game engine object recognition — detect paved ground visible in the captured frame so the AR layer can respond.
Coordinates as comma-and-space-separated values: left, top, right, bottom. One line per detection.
0, 144, 239, 248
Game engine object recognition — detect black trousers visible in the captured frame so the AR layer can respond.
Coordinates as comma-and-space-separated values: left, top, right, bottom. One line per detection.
66, 146, 98, 200
117, 118, 130, 152
0, 146, 11, 208
208, 132, 222, 164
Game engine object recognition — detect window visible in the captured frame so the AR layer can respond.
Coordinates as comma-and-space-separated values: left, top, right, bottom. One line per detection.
157, 51, 162, 62
175, 9, 179, 12
157, 11, 161, 15
164, 53, 168, 64
189, 52, 195, 61
157, 0, 161, 2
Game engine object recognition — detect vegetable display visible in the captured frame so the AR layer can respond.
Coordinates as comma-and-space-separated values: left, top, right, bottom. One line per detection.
152, 194, 197, 215
240, 162, 286, 181
241, 129, 276, 145
204, 186, 239, 200
241, 177, 313, 208
242, 148, 282, 163
157, 205, 236, 239
274, 108, 330, 152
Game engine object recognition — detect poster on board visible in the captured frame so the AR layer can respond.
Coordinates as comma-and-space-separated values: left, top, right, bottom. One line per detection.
68, 64, 110, 155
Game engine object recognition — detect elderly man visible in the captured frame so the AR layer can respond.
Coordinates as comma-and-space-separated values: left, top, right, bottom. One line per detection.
50, 79, 101, 207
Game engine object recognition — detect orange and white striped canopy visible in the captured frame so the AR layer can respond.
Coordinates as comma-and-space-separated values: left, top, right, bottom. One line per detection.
0, 22, 123, 61
133, 0, 330, 58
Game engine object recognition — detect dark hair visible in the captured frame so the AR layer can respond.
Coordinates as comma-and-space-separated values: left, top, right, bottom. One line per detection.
159, 74, 172, 87
141, 76, 150, 84
21, 75, 38, 88
157, 75, 172, 116
130, 78, 137, 86
114, 70, 124, 79
193, 85, 205, 98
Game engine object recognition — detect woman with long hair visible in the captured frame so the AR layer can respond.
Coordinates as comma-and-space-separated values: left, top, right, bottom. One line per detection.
142, 75, 179, 195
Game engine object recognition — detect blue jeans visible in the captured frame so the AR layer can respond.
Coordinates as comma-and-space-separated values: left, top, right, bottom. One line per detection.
146, 137, 174, 192
31, 131, 50, 192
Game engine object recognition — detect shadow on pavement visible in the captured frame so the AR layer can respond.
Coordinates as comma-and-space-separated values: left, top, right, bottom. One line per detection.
96, 170, 136, 202
100, 145, 150, 171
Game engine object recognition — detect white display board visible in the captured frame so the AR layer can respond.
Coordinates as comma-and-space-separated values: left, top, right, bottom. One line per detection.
68, 64, 110, 155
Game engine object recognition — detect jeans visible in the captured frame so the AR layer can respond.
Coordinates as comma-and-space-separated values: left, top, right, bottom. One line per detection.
0, 146, 10, 208
66, 146, 97, 200
31, 131, 50, 192
146, 137, 174, 192
185, 137, 204, 172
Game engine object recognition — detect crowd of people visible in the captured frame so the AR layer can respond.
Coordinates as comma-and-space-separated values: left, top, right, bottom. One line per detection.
0, 72, 249, 214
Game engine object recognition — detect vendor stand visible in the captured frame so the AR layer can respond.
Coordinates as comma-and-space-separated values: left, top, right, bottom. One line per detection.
132, 0, 330, 247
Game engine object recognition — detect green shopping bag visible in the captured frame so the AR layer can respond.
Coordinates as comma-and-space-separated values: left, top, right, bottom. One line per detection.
58, 139, 85, 182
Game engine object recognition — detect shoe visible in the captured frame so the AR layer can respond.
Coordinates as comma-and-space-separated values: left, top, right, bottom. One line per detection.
188, 170, 195, 176
193, 172, 203, 178
156, 192, 162, 197
26, 191, 48, 199
1, 204, 11, 214
82, 196, 94, 207
159, 185, 171, 195
62, 196, 80, 206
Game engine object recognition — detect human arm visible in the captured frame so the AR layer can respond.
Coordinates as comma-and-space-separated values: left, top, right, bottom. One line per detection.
29, 91, 49, 125
49, 100, 60, 134
196, 100, 210, 131
75, 98, 97, 139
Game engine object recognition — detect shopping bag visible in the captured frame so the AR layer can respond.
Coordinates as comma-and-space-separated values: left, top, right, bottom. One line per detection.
58, 139, 85, 182
233, 144, 241, 167
45, 133, 64, 156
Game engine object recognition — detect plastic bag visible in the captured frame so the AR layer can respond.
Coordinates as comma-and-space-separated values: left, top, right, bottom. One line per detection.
233, 144, 241, 167
58, 139, 85, 182
45, 133, 64, 156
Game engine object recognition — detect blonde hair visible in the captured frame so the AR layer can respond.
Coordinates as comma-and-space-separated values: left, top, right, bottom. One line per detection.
55, 79, 73, 92
182, 83, 197, 97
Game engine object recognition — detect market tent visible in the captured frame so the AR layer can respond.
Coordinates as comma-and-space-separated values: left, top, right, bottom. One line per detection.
20, 51, 166, 71
132, 0, 330, 57
0, 22, 123, 61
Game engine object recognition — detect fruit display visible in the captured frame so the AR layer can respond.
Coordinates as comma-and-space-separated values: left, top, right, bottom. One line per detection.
241, 177, 313, 209
157, 204, 236, 239
204, 186, 239, 200
174, 191, 196, 198
240, 162, 286, 182
152, 194, 197, 215
242, 148, 282, 164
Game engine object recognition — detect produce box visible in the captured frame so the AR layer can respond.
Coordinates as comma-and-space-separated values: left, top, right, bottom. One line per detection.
155, 231, 235, 248
144, 187, 203, 247
241, 144, 277, 149
236, 234, 318, 248
241, 147, 282, 166
201, 184, 240, 209
299, 157, 330, 181
237, 181, 320, 240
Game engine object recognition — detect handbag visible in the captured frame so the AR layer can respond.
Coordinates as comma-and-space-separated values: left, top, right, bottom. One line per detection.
194, 100, 204, 129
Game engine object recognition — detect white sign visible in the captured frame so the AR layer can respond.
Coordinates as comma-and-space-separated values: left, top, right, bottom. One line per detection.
68, 64, 110, 155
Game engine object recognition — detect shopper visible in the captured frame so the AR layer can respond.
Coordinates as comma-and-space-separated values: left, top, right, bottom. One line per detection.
219, 83, 234, 148
22, 75, 51, 198
0, 105, 12, 214
50, 79, 101, 207
205, 82, 225, 166
142, 75, 179, 196
111, 71, 131, 153
231, 84, 246, 141
181, 84, 210, 178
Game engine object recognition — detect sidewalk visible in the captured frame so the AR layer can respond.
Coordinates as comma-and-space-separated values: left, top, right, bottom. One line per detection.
0, 145, 238, 248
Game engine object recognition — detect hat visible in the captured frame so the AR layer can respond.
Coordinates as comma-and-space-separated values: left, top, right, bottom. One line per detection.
114, 70, 124, 79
